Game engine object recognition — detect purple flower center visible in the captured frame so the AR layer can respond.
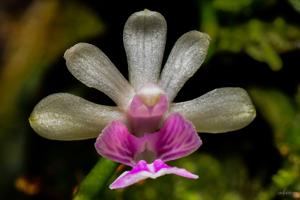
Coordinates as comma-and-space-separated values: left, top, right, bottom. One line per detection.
127, 86, 169, 136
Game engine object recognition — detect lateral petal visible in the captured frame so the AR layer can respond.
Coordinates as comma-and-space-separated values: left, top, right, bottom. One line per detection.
159, 31, 210, 102
95, 121, 139, 167
146, 113, 202, 162
124, 9, 167, 90
171, 87, 256, 133
64, 43, 134, 108
29, 93, 123, 140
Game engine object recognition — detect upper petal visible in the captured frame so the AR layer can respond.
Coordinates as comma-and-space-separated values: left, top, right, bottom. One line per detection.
29, 93, 123, 140
170, 87, 256, 133
64, 43, 135, 109
159, 31, 210, 102
124, 9, 167, 90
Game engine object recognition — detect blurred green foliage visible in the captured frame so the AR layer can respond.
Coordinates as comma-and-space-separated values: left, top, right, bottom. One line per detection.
74, 159, 117, 200
201, 0, 300, 70
289, 0, 300, 13
250, 88, 300, 199
0, 0, 104, 132
213, 0, 253, 13
0, 0, 104, 198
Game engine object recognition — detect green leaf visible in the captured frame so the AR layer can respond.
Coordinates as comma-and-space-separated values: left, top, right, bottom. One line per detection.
73, 158, 117, 200
215, 18, 300, 71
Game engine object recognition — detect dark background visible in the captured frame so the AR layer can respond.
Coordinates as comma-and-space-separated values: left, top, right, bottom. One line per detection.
0, 0, 299, 199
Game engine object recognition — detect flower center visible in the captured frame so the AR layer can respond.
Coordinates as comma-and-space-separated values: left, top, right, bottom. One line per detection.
127, 85, 169, 136
134, 143, 156, 163
138, 86, 163, 106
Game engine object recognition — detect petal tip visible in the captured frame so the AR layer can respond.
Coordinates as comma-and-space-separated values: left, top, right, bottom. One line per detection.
238, 88, 257, 126
133, 9, 164, 18
191, 174, 199, 179
64, 42, 90, 60
249, 105, 256, 118
28, 110, 49, 139
28, 114, 41, 138
186, 30, 211, 47
28, 112, 42, 131
244, 103, 256, 124
126, 9, 167, 33
28, 113, 36, 125
109, 184, 119, 190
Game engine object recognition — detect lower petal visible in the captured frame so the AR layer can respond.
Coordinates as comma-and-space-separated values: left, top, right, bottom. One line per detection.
109, 159, 198, 189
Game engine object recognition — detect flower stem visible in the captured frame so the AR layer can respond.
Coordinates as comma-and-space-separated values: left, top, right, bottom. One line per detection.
73, 158, 117, 200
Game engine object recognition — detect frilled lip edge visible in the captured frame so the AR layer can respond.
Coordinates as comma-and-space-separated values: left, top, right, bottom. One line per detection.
109, 159, 198, 189
95, 113, 202, 189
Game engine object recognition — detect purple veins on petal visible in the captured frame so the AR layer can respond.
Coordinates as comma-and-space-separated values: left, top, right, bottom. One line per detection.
95, 113, 202, 167
149, 113, 202, 162
95, 111, 202, 189
109, 159, 198, 189
95, 121, 139, 167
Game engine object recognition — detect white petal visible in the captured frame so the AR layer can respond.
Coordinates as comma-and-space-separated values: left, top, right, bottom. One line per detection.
64, 43, 134, 109
159, 31, 210, 102
170, 88, 256, 133
29, 93, 124, 140
123, 9, 167, 90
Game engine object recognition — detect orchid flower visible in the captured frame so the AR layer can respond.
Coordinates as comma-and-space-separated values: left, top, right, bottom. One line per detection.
29, 10, 256, 189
